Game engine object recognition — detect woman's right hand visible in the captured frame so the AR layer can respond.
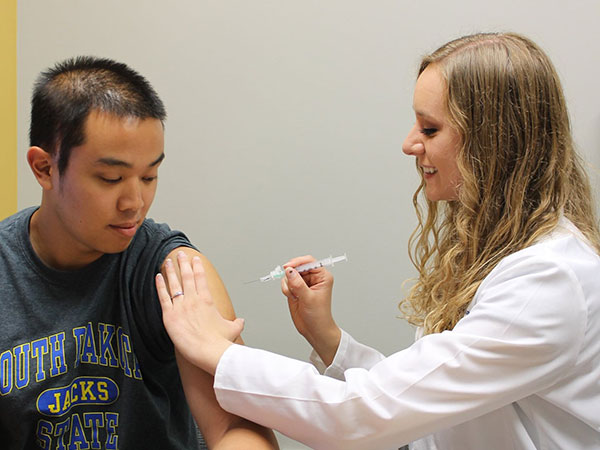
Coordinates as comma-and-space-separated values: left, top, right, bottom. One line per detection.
281, 255, 341, 366
156, 252, 242, 375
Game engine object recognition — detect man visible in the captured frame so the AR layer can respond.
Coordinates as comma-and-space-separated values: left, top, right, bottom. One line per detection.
0, 57, 277, 449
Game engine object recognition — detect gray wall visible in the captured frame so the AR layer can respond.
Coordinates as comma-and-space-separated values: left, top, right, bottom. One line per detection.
18, 2, 600, 448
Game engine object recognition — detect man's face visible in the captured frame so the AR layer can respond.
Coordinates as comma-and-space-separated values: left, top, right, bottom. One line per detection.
46, 110, 164, 267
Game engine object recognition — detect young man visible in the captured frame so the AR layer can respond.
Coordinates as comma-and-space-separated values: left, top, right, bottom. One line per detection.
0, 57, 277, 449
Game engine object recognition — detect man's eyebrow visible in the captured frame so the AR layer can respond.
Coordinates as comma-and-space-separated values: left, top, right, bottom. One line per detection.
150, 153, 165, 167
95, 152, 165, 168
95, 158, 132, 168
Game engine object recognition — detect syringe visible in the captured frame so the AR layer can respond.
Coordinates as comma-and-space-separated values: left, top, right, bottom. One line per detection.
247, 254, 348, 283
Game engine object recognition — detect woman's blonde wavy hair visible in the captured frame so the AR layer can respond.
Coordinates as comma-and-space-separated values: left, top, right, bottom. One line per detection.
400, 32, 600, 335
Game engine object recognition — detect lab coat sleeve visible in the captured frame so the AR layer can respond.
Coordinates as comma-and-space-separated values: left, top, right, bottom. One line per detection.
214, 252, 587, 450
309, 329, 387, 380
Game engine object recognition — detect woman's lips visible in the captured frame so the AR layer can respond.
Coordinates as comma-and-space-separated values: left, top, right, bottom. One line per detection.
421, 166, 437, 179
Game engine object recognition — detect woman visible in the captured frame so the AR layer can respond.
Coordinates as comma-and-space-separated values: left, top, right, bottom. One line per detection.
157, 32, 600, 449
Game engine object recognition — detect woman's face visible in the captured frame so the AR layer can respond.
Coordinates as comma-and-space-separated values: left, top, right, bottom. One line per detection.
402, 65, 462, 202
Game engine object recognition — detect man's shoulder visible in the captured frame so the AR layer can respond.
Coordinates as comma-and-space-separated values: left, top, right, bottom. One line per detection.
0, 207, 37, 250
132, 217, 175, 246
0, 206, 36, 231
125, 217, 196, 261
139, 217, 171, 233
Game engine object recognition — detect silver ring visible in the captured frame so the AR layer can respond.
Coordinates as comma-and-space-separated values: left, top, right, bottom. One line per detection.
171, 291, 184, 299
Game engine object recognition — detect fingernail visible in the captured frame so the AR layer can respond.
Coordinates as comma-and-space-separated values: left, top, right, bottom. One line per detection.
177, 251, 185, 258
165, 259, 172, 267
286, 268, 297, 279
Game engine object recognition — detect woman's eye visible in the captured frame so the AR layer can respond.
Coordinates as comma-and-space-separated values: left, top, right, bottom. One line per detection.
142, 176, 157, 183
420, 128, 438, 136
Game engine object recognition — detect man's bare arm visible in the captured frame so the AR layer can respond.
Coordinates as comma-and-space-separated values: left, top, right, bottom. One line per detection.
161, 247, 279, 449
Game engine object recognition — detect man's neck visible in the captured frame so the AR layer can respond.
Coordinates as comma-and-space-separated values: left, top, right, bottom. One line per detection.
29, 207, 103, 271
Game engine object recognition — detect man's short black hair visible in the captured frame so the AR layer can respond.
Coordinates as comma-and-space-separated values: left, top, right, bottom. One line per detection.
29, 56, 167, 175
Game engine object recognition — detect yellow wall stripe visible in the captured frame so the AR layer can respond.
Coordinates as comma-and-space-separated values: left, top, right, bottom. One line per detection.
0, 0, 17, 220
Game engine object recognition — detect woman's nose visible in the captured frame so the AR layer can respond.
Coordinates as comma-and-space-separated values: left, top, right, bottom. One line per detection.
402, 125, 424, 156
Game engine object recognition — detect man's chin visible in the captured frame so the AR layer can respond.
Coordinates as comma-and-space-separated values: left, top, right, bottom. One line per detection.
101, 238, 136, 255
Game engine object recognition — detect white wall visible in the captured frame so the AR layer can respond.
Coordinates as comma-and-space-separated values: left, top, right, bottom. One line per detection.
18, 2, 600, 448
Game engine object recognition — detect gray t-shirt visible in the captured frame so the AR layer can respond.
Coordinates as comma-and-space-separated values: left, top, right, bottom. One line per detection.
0, 207, 205, 449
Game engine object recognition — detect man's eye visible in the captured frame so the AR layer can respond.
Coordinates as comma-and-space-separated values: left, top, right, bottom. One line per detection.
100, 177, 121, 184
142, 176, 157, 183
420, 128, 437, 136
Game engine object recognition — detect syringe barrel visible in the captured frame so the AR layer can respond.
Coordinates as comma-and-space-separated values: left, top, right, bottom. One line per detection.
295, 254, 347, 273
258, 254, 347, 282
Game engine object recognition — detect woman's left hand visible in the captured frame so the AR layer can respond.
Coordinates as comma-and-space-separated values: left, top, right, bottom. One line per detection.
155, 251, 244, 374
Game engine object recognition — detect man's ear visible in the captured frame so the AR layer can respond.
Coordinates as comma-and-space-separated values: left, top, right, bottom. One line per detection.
27, 146, 55, 190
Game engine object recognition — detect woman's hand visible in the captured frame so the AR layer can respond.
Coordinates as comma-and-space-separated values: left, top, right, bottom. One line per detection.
155, 251, 244, 375
281, 255, 341, 366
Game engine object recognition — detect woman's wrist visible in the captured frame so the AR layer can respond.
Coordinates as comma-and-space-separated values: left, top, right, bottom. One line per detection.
309, 325, 342, 367
196, 338, 234, 376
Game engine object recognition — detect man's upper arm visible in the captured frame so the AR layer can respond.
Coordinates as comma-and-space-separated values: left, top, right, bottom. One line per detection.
160, 247, 278, 448
161, 247, 242, 342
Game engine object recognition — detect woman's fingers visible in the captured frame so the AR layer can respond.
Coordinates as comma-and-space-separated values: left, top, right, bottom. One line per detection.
164, 257, 184, 299
282, 282, 299, 303
191, 255, 212, 305
176, 251, 197, 297
283, 255, 315, 269
284, 267, 313, 301
155, 273, 172, 311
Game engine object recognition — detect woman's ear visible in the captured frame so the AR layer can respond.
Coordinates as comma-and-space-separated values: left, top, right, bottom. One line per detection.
27, 146, 55, 190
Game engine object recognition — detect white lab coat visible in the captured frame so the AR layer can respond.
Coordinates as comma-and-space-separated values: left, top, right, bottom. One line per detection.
214, 218, 600, 449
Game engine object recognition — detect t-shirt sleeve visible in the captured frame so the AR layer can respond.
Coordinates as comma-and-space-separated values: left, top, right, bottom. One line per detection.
122, 219, 198, 361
